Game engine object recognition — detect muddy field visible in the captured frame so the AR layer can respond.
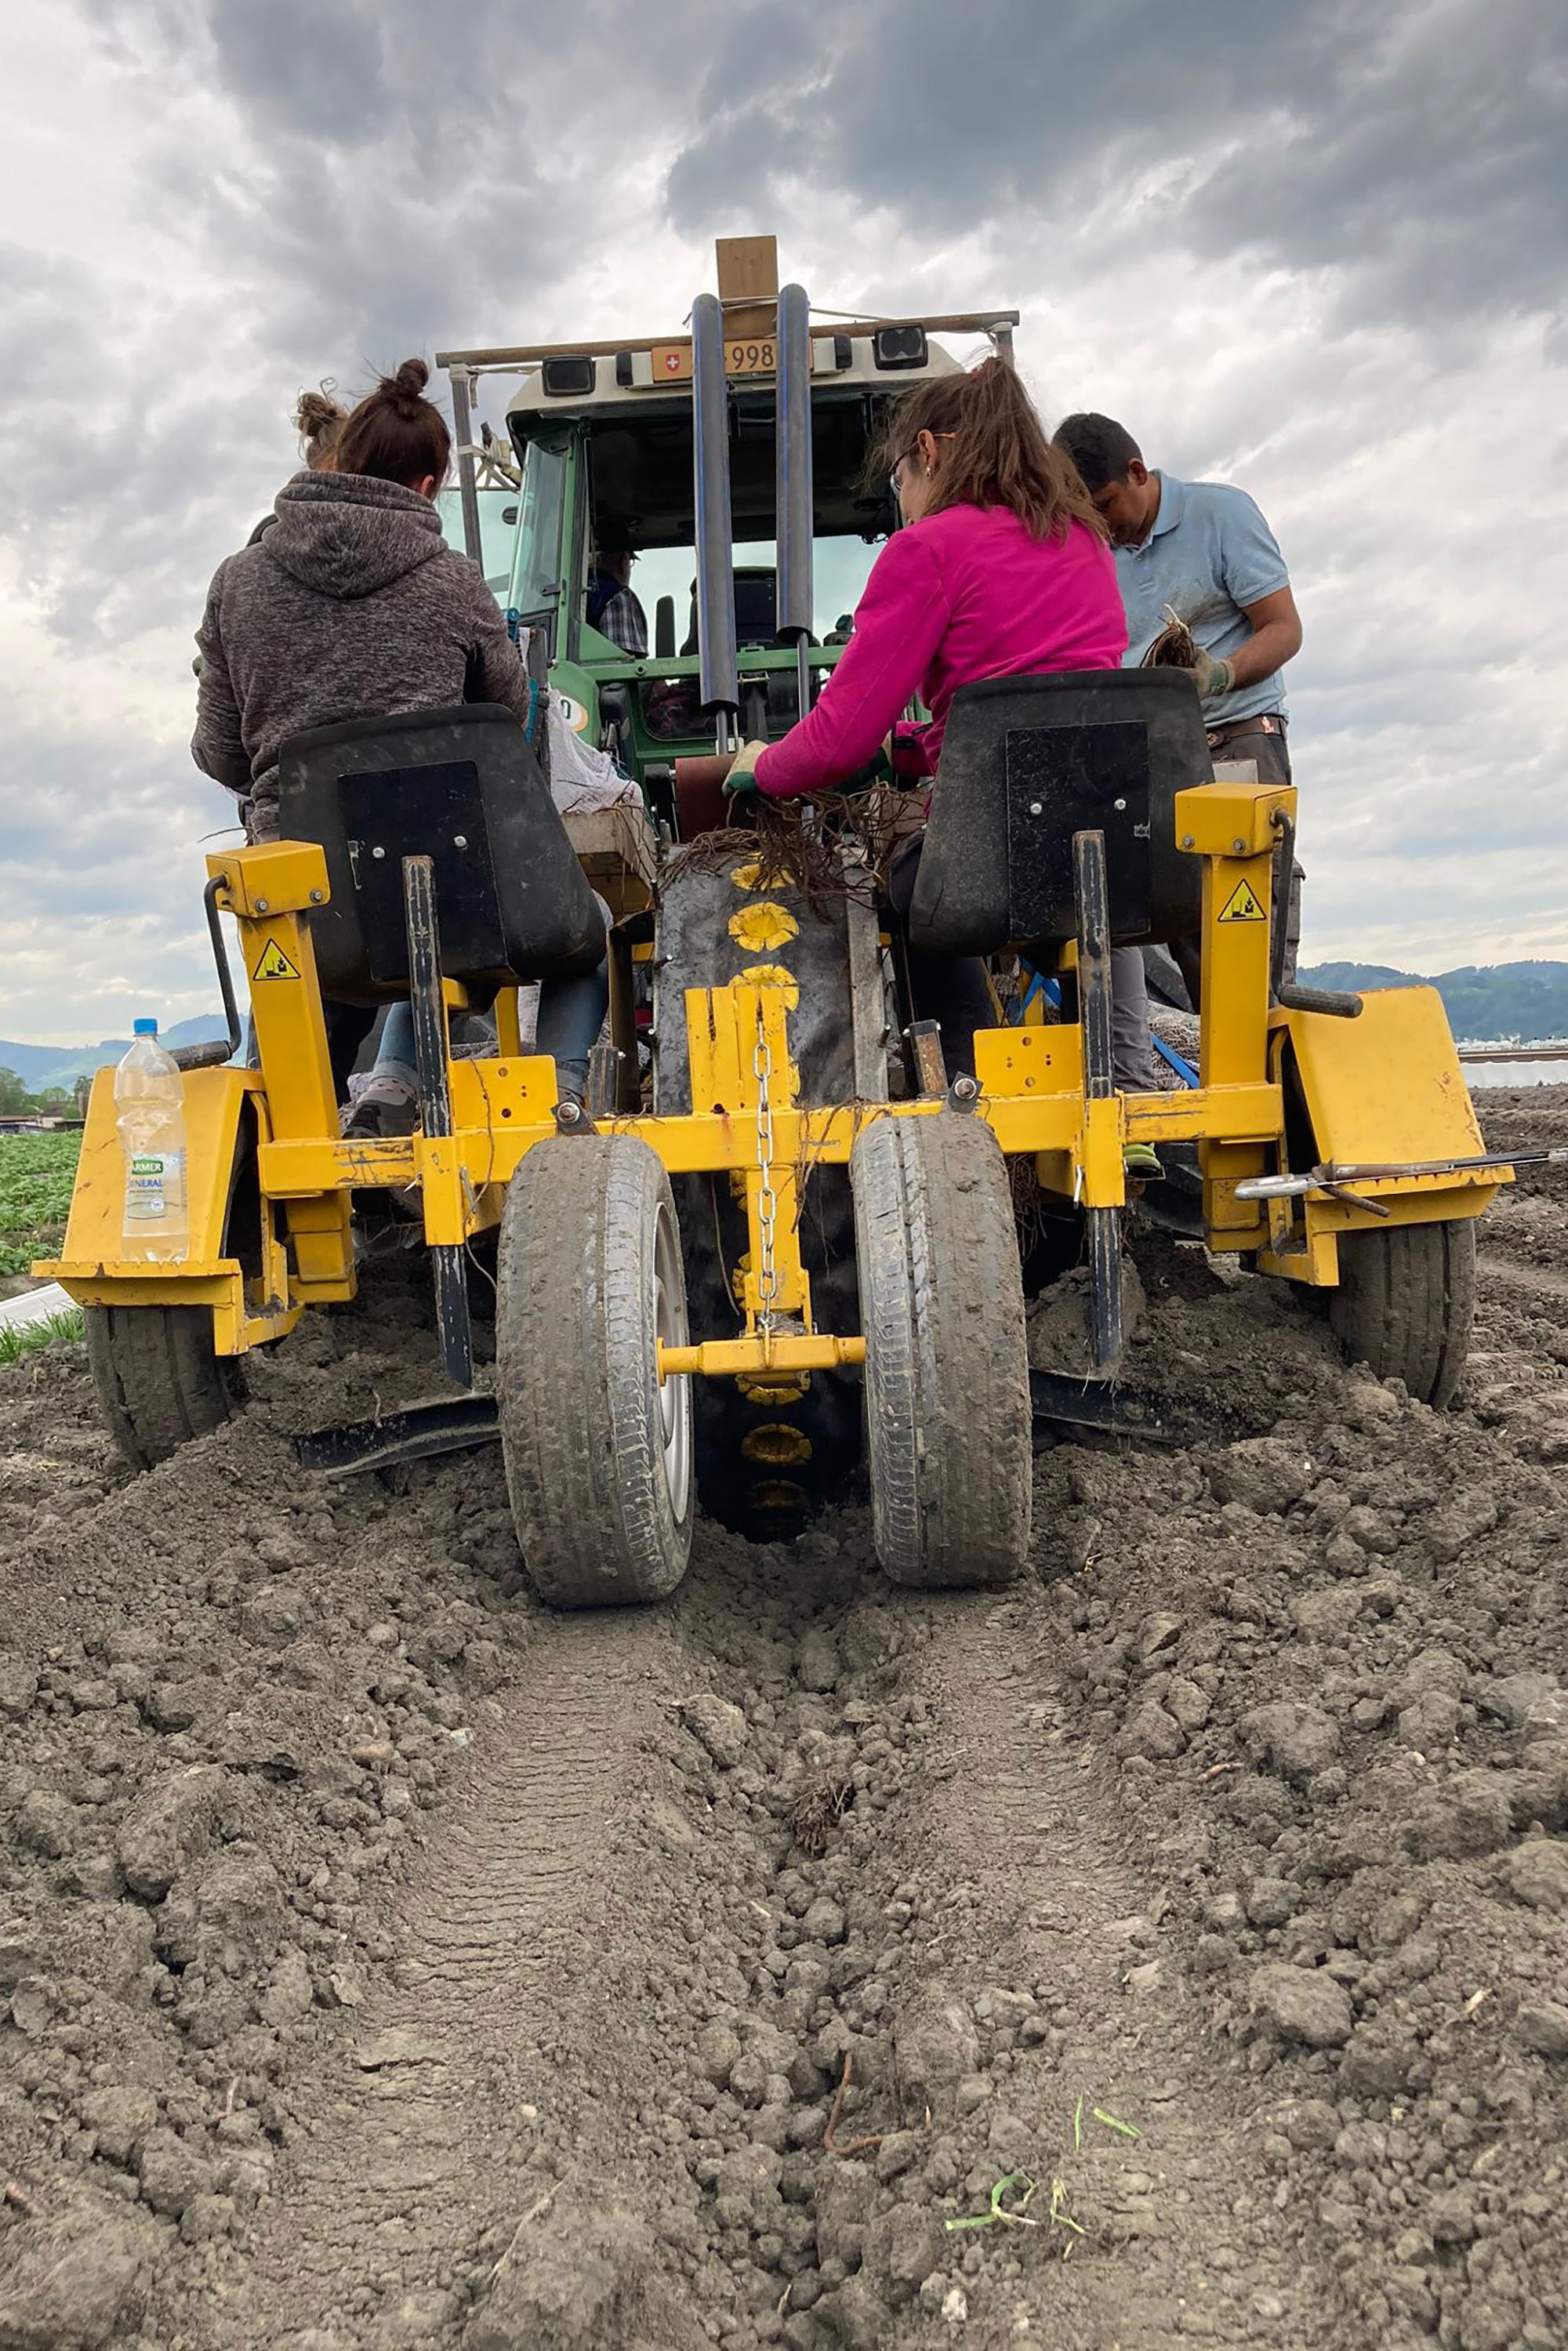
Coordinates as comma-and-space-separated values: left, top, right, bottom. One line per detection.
0, 1091, 1563, 2351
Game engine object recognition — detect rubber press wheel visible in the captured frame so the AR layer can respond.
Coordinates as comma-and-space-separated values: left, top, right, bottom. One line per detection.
1329, 1217, 1476, 1408
852, 1112, 1033, 1589
84, 1110, 261, 1471
86, 1305, 244, 1471
496, 1134, 695, 1607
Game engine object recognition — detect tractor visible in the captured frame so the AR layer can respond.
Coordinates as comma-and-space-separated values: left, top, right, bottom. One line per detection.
40, 236, 1511, 1603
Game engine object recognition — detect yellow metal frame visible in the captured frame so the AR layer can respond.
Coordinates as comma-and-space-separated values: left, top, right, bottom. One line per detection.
42, 781, 1505, 1374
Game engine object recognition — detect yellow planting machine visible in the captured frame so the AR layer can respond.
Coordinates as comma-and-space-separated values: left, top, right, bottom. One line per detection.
41, 237, 1510, 1603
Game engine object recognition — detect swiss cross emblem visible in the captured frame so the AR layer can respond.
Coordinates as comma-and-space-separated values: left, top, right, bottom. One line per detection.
664, 351, 682, 374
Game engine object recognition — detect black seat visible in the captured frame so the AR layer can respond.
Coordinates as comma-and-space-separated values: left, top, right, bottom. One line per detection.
275, 704, 605, 1007
906, 669, 1211, 956
682, 567, 781, 655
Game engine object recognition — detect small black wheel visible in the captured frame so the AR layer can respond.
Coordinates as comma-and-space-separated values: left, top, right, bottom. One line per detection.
1329, 1217, 1475, 1407
84, 1106, 260, 1471
85, 1304, 243, 1469
497, 1134, 695, 1606
852, 1112, 1033, 1589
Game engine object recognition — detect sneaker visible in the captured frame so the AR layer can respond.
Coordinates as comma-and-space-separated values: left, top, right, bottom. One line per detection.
342, 1076, 419, 1141
1123, 1141, 1163, 1181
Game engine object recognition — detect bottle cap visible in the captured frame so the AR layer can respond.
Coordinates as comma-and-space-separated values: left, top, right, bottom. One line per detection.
133, 1018, 158, 1036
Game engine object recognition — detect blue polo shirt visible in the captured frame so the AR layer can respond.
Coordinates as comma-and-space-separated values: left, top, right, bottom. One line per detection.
1116, 472, 1290, 727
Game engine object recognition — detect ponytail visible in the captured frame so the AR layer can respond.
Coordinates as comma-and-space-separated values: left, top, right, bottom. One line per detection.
877, 356, 1106, 544
333, 357, 452, 491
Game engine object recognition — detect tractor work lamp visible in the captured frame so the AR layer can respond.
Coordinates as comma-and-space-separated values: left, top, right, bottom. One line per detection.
541, 356, 597, 397
873, 325, 928, 371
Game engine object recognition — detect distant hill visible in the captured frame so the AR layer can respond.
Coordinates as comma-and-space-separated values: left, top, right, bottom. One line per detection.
0, 1018, 230, 1090
1299, 960, 1568, 1043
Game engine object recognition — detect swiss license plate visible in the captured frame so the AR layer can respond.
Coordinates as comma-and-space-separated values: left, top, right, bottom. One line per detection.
725, 339, 777, 376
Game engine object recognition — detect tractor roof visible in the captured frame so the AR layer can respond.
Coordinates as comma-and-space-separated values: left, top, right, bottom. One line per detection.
435, 234, 1018, 444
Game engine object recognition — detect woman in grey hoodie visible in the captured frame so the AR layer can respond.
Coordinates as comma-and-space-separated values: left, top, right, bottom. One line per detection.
191, 359, 606, 1129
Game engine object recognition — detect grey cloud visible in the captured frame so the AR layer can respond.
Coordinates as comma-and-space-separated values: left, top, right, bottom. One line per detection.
666, 0, 1567, 330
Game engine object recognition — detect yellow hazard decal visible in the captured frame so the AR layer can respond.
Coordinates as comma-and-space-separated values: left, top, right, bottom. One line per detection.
252, 939, 301, 981
1218, 879, 1267, 925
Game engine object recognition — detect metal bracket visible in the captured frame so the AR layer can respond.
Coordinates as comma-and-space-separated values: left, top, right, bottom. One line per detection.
906, 1019, 948, 1098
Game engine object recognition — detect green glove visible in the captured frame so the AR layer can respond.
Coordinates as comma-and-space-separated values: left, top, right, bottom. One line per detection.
1191, 648, 1236, 699
721, 739, 770, 798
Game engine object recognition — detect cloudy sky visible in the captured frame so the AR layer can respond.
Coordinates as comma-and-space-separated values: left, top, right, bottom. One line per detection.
2, 0, 1564, 1043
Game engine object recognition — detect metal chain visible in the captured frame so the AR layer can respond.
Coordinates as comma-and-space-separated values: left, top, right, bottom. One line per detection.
752, 1007, 779, 1334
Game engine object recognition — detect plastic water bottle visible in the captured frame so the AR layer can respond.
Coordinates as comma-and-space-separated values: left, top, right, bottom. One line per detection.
115, 1020, 188, 1263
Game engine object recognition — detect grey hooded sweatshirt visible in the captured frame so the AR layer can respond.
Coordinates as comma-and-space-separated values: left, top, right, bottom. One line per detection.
192, 469, 533, 838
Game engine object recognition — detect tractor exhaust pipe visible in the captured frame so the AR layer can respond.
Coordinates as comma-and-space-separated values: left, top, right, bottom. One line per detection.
691, 292, 739, 752
775, 281, 814, 718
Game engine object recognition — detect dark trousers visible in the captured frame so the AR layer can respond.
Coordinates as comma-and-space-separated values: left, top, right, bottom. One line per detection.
887, 836, 994, 1080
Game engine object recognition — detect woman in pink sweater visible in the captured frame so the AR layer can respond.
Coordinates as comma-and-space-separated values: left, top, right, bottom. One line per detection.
724, 357, 1130, 1083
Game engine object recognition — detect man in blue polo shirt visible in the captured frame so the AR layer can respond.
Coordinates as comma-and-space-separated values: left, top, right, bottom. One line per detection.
1053, 413, 1302, 782
1054, 414, 1305, 1002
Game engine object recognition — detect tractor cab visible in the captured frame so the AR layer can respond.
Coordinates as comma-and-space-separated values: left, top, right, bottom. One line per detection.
435, 237, 1015, 818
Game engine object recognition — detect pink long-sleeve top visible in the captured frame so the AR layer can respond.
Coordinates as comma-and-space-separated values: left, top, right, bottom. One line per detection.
754, 502, 1127, 800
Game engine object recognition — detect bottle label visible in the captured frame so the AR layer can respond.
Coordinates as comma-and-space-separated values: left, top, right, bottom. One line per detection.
125, 1152, 183, 1221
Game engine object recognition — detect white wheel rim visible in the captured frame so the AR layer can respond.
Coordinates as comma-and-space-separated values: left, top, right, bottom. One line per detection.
653, 1198, 692, 1525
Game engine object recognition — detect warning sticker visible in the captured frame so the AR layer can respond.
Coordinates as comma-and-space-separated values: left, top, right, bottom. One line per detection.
1218, 879, 1267, 925
252, 939, 301, 982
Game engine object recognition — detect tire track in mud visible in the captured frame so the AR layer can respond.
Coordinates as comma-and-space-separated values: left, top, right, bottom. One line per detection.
212, 1613, 666, 2346
897, 1598, 1316, 2351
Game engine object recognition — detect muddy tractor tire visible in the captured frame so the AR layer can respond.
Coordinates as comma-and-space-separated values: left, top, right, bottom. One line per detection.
497, 1134, 695, 1607
86, 1304, 243, 1471
852, 1111, 1033, 1589
1330, 1217, 1476, 1408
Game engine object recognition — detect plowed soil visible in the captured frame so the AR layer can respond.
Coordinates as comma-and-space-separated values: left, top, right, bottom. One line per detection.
0, 1091, 1563, 2351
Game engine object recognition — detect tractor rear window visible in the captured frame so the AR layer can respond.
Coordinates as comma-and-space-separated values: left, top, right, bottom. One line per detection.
629, 535, 880, 655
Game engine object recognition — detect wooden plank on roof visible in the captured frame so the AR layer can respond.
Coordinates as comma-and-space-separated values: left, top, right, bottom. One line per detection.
716, 234, 779, 341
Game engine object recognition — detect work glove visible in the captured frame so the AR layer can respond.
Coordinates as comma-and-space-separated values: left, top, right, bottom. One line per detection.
721, 739, 771, 799
1189, 646, 1236, 699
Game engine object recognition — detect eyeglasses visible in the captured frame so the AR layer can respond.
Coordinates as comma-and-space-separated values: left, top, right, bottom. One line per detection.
888, 433, 956, 498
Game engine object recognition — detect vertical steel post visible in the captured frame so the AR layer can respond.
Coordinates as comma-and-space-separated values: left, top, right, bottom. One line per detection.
691, 292, 739, 751
1073, 829, 1123, 1371
776, 281, 815, 717
402, 855, 472, 1388
448, 367, 484, 567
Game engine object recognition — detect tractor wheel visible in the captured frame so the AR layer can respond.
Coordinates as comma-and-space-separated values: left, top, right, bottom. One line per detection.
1329, 1217, 1476, 1408
496, 1134, 695, 1607
85, 1304, 243, 1470
852, 1112, 1033, 1589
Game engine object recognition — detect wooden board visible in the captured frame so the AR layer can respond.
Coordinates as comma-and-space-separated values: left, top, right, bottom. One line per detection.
561, 798, 659, 918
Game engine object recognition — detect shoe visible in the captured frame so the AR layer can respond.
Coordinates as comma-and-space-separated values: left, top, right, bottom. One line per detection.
1123, 1142, 1162, 1181
342, 1076, 420, 1141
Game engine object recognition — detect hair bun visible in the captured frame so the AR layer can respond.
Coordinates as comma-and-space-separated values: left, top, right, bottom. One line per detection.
386, 357, 430, 405
294, 386, 345, 435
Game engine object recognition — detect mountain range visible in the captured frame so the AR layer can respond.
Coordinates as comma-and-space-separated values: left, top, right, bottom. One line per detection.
0, 1018, 230, 1090
2, 960, 1566, 1084
1298, 961, 1568, 1043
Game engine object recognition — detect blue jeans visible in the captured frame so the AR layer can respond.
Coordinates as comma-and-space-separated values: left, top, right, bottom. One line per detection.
376, 922, 611, 1101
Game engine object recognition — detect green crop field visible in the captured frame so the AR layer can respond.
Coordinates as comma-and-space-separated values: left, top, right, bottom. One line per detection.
0, 1131, 82, 1278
